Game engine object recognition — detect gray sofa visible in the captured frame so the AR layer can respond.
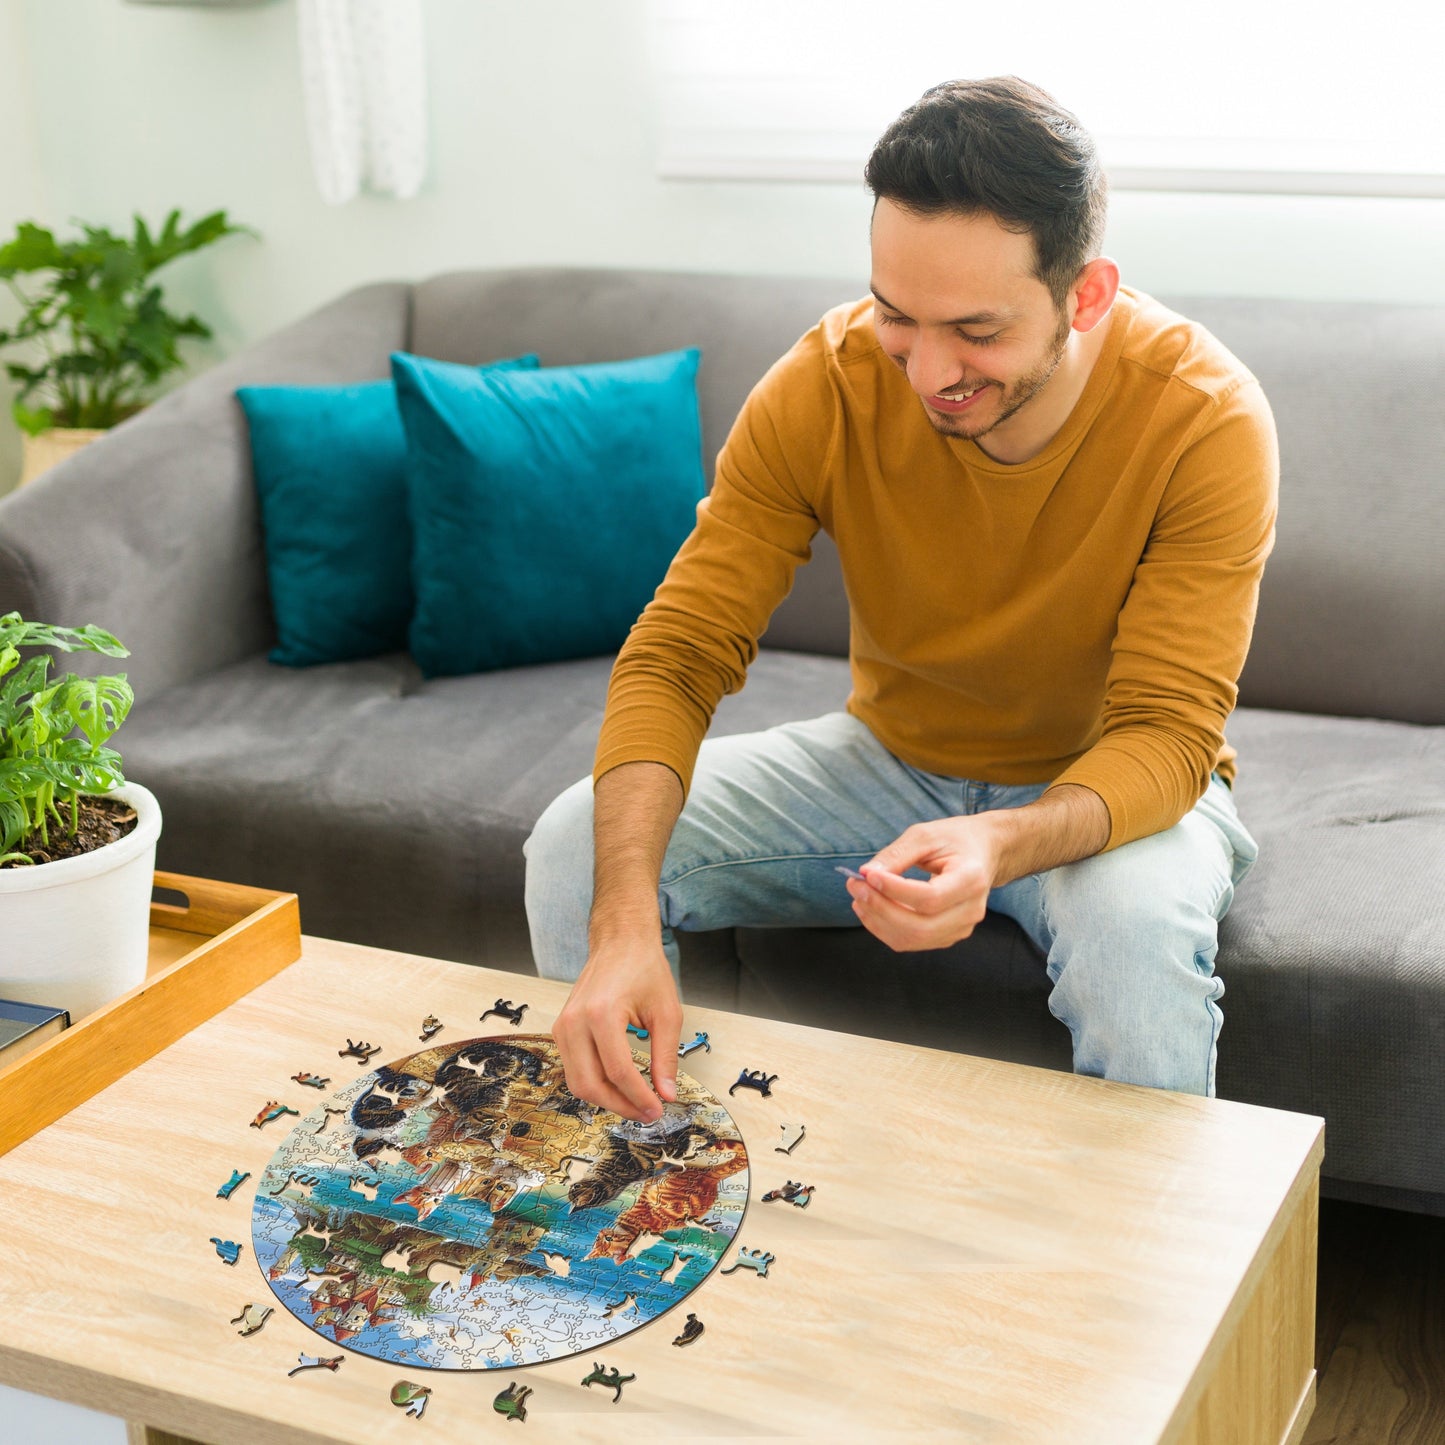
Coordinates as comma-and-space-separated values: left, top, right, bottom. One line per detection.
2, 268, 1442, 1217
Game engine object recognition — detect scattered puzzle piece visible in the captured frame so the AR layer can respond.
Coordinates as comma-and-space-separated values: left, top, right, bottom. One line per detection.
210, 1237, 242, 1266
728, 1068, 777, 1099
250, 1101, 300, 1129
216, 1169, 250, 1199
419, 1015, 443, 1041
719, 1246, 774, 1278
390, 1380, 432, 1418
338, 1039, 381, 1063
288, 1353, 344, 1377
494, 1382, 532, 1422
678, 1030, 710, 1057
480, 999, 529, 1027
229, 1302, 273, 1337
763, 1179, 815, 1207
291, 1071, 330, 1089
672, 1312, 704, 1347
581, 1362, 635, 1403
775, 1122, 806, 1154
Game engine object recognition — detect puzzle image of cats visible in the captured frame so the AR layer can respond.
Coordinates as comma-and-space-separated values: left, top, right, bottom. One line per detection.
251, 1034, 749, 1369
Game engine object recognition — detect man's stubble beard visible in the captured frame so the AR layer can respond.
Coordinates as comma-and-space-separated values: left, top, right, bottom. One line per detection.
923, 309, 1074, 440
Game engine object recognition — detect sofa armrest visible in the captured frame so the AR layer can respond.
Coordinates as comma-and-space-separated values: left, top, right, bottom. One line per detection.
0, 281, 412, 702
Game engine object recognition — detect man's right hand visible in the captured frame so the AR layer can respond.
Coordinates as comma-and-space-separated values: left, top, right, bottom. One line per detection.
551, 936, 683, 1123
549, 758, 689, 1124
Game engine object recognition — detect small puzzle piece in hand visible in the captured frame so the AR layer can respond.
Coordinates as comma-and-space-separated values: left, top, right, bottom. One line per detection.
626, 1023, 649, 1041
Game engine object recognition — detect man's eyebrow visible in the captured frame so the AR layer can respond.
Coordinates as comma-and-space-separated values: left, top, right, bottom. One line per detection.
869, 287, 1018, 327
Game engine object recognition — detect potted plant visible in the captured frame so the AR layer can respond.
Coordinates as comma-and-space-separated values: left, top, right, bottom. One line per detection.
0, 612, 161, 1020
0, 208, 252, 485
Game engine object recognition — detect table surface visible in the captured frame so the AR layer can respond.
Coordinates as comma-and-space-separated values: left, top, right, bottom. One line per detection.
0, 933, 1323, 1444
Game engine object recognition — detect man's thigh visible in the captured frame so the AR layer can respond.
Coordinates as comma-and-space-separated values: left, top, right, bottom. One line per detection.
659, 711, 954, 933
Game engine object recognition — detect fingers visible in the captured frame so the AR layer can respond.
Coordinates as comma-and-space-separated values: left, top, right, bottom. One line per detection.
555, 1007, 663, 1122
848, 875, 985, 951
646, 999, 684, 1104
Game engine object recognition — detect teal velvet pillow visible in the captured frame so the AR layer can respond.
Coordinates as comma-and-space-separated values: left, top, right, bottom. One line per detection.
237, 353, 539, 668
391, 348, 705, 677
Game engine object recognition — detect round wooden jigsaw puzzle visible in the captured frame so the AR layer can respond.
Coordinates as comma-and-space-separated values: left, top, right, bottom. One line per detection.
251, 1034, 749, 1369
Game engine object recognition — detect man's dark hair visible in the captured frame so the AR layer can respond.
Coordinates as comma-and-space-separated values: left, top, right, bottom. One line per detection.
864, 77, 1108, 310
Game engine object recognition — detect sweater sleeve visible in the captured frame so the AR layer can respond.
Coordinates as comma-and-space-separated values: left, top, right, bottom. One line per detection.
1044, 378, 1279, 849
592, 339, 834, 795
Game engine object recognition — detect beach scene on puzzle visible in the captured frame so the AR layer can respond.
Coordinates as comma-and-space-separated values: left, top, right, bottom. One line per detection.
250, 1034, 749, 1369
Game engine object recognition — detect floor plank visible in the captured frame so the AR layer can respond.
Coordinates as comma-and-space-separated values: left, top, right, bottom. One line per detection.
1306, 1200, 1445, 1445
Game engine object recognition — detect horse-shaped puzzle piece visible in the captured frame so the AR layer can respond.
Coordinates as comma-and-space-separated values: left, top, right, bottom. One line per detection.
479, 999, 528, 1027
493, 1382, 532, 1422
720, 1246, 774, 1278
581, 1362, 636, 1402
338, 1039, 380, 1063
728, 1068, 777, 1098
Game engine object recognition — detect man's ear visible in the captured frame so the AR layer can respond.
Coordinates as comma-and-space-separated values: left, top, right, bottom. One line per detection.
1071, 256, 1121, 333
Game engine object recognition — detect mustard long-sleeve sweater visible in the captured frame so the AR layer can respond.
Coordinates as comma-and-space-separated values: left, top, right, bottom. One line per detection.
594, 286, 1279, 852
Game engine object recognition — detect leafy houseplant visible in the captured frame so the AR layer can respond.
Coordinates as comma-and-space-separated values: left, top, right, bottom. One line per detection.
0, 612, 163, 1021
0, 209, 251, 471
0, 612, 135, 866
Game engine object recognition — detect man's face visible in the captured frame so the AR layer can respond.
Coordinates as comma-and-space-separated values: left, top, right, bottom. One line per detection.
869, 198, 1075, 441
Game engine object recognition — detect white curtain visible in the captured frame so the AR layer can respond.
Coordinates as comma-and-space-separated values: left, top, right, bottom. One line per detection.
298, 0, 428, 205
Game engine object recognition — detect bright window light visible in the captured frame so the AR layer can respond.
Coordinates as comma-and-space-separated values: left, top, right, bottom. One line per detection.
648, 0, 1442, 196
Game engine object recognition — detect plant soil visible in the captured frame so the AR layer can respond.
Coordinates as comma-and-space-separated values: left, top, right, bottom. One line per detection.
1, 795, 139, 868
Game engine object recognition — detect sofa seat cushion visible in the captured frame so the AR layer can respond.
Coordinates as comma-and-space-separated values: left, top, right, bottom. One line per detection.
118, 648, 852, 969
1214, 706, 1445, 1193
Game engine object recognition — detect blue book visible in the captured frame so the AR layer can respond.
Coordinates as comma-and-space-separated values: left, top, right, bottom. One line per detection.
0, 997, 70, 1067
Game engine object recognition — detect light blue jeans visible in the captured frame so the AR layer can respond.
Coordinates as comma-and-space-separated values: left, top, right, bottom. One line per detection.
524, 711, 1260, 1097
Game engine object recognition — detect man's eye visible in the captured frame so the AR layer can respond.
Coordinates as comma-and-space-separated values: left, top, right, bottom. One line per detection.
960, 332, 1000, 345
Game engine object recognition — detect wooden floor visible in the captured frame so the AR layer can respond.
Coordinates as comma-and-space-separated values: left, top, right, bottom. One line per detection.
1306, 1198, 1445, 1444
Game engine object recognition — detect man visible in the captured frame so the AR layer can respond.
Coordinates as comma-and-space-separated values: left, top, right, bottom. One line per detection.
524, 76, 1276, 1123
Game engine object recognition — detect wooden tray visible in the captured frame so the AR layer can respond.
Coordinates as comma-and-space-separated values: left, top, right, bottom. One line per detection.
0, 869, 300, 1156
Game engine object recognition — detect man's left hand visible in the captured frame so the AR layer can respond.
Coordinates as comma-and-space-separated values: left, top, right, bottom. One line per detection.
844, 816, 1002, 952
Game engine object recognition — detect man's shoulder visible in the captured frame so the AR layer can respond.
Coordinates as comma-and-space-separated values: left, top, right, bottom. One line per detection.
1117, 287, 1260, 405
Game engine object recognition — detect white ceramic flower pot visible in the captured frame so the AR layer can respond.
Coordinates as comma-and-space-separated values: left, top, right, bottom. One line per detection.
0, 782, 162, 1021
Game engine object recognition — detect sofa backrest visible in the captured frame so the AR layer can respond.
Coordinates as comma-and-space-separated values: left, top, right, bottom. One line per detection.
411, 269, 1445, 726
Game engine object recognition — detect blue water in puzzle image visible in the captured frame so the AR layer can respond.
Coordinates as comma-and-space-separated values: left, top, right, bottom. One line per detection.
249, 1034, 748, 1369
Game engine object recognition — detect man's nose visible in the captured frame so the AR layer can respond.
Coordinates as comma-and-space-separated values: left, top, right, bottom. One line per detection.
904, 333, 960, 397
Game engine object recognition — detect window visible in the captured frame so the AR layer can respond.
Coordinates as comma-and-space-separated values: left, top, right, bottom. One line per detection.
649, 1, 1442, 197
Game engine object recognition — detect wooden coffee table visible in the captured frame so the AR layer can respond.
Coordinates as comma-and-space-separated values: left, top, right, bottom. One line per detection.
0, 933, 1322, 1443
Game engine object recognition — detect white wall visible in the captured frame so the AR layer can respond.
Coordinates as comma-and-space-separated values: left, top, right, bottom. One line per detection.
1, 0, 1442, 496
0, 0, 45, 490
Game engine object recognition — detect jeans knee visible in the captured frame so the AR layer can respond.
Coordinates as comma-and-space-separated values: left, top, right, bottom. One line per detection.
524, 776, 594, 893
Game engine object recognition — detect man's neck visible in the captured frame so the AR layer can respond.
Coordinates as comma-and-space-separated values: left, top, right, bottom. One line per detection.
975, 308, 1116, 466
